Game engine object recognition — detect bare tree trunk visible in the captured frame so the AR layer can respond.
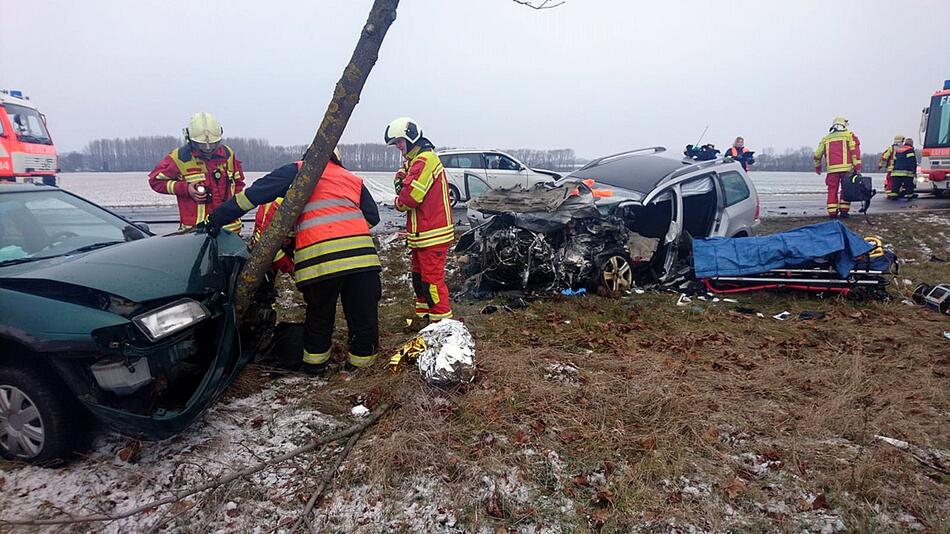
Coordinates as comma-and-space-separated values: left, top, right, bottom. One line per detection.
233, 0, 400, 318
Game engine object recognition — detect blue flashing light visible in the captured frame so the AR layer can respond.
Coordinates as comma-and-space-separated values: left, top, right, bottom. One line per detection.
944, 79, 950, 90
9, 90, 23, 98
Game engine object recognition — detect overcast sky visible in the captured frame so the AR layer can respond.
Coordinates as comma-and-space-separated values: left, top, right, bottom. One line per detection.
3, 0, 949, 157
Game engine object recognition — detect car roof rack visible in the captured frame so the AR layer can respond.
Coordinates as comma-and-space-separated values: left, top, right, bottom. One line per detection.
665, 157, 729, 181
575, 146, 666, 173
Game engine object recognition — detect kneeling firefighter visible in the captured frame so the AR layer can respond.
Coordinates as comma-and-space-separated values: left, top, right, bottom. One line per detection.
385, 117, 454, 321
890, 138, 918, 200
205, 148, 382, 373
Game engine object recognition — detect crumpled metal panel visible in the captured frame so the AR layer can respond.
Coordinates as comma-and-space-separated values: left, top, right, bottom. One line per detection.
417, 319, 476, 388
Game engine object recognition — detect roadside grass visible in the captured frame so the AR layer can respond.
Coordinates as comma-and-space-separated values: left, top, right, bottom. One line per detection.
267, 213, 949, 531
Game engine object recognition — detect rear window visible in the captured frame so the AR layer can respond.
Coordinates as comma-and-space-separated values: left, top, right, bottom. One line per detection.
454, 153, 484, 169
719, 171, 750, 207
441, 154, 458, 168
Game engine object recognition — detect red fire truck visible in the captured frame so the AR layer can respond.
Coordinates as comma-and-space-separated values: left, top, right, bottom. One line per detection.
0, 89, 58, 186
918, 79, 950, 197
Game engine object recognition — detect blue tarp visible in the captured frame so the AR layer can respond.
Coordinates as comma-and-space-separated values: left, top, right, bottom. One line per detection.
692, 221, 874, 279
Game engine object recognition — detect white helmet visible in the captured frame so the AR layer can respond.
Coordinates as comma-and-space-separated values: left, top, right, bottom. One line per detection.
830, 116, 849, 131
185, 112, 223, 144
384, 117, 422, 145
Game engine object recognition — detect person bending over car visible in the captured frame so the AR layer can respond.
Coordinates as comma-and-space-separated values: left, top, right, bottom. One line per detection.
205, 148, 382, 375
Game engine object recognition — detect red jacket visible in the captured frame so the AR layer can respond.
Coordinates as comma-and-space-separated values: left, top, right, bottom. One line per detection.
148, 144, 245, 230
394, 146, 454, 249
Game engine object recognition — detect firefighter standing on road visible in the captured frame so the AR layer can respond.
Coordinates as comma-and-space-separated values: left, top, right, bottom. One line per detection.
880, 134, 904, 199
205, 148, 382, 374
890, 138, 918, 200
814, 116, 862, 218
148, 112, 245, 231
726, 137, 754, 171
385, 117, 454, 322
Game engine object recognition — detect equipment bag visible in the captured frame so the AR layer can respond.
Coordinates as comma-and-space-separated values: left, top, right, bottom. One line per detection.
841, 172, 877, 218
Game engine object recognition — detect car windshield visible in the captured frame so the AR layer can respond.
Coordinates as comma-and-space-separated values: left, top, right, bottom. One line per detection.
3, 103, 53, 145
0, 190, 147, 264
925, 93, 950, 148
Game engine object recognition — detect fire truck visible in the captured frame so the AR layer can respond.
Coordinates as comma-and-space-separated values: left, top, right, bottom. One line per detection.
0, 89, 58, 186
918, 79, 950, 197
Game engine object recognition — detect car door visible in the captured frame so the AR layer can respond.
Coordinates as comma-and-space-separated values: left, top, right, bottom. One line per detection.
463, 172, 494, 227
639, 184, 684, 283
484, 152, 528, 189
714, 169, 756, 237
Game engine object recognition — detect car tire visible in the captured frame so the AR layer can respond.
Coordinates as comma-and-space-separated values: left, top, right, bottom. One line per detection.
594, 252, 634, 297
0, 366, 87, 463
448, 184, 461, 208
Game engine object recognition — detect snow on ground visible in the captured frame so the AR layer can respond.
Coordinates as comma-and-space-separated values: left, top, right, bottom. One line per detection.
0, 376, 340, 533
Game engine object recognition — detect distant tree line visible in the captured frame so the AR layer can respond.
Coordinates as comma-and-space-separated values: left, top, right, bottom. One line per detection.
58, 136, 581, 173
62, 136, 896, 174
753, 146, 885, 172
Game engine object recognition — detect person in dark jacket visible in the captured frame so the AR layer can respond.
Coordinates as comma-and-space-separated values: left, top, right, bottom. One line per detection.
206, 148, 382, 374
890, 138, 918, 200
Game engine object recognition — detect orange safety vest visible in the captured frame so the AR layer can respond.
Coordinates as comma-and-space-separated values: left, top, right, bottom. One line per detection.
292, 160, 380, 286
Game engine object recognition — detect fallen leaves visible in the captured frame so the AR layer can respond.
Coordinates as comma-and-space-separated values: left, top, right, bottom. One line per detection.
117, 440, 142, 463
723, 477, 747, 500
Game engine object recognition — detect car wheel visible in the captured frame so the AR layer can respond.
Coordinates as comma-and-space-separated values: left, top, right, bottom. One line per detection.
0, 366, 86, 463
596, 253, 633, 297
448, 185, 461, 208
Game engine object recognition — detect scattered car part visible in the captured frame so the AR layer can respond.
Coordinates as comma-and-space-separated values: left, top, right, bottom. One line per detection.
912, 283, 950, 314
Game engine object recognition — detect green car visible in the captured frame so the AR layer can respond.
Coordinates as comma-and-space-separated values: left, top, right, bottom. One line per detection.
0, 184, 274, 462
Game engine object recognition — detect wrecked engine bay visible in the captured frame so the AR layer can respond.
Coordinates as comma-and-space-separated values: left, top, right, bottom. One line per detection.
456, 184, 636, 296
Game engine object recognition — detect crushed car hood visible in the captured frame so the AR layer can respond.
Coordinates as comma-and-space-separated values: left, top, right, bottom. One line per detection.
0, 232, 248, 303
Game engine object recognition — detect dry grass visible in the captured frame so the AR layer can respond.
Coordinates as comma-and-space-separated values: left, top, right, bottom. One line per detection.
265, 214, 950, 531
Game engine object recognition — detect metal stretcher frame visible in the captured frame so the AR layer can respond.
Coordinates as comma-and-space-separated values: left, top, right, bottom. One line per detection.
700, 266, 890, 297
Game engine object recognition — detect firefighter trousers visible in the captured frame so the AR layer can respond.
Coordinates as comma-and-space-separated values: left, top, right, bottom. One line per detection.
300, 270, 381, 370
825, 172, 851, 217
890, 176, 915, 199
411, 244, 452, 320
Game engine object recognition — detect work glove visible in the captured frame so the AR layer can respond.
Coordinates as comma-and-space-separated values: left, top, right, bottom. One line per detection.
393, 176, 404, 195
200, 212, 225, 237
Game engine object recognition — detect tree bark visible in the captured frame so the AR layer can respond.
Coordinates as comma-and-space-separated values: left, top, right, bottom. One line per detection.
234, 0, 400, 318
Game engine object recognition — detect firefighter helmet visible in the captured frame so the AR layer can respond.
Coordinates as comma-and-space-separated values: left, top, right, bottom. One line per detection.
185, 112, 223, 144
831, 116, 849, 131
893, 134, 905, 144
384, 117, 422, 145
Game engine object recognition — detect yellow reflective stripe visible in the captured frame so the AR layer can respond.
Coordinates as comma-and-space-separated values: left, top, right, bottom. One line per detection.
184, 173, 206, 183
429, 284, 440, 305
224, 220, 241, 231
303, 349, 330, 364
196, 203, 206, 223
235, 190, 254, 211
166, 180, 177, 194
274, 249, 286, 262
413, 225, 455, 239
409, 181, 428, 204
348, 352, 377, 368
295, 235, 376, 264
418, 310, 453, 320
293, 254, 381, 283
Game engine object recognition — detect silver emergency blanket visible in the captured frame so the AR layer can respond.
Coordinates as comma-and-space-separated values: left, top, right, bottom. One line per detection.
417, 319, 476, 387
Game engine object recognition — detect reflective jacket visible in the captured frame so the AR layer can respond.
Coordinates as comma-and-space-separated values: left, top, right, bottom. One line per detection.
252, 198, 295, 274
148, 144, 244, 231
394, 146, 454, 249
210, 160, 381, 287
814, 130, 862, 174
727, 146, 753, 170
879, 145, 898, 172
891, 145, 917, 177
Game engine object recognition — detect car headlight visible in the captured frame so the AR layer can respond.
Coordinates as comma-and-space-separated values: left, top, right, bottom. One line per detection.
132, 298, 209, 341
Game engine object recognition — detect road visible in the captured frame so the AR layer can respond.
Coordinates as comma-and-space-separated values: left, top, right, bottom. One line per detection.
113, 194, 950, 236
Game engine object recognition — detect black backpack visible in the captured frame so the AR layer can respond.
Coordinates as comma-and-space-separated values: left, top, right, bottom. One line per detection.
841, 173, 876, 215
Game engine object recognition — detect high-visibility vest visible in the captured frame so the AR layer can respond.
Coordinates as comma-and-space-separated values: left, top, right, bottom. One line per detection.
394, 147, 454, 249
814, 130, 861, 173
880, 145, 897, 172
891, 146, 917, 177
167, 144, 242, 231
292, 160, 380, 286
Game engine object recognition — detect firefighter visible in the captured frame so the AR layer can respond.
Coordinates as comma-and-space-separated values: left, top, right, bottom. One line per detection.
880, 134, 904, 199
385, 117, 454, 322
814, 116, 861, 218
205, 148, 382, 374
890, 138, 918, 200
148, 113, 245, 231
726, 137, 754, 171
